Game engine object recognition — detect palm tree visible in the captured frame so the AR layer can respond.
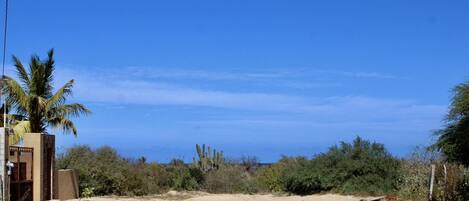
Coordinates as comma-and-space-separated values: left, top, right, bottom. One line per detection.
3, 49, 90, 143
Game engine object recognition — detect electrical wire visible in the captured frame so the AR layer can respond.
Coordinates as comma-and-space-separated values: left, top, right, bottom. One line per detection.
1, 0, 8, 128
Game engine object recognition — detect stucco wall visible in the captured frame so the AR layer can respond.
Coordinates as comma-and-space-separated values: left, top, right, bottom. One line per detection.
57, 169, 79, 200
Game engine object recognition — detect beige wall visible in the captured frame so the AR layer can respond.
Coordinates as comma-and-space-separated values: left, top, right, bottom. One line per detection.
23, 133, 42, 201
57, 169, 79, 200
23, 133, 55, 201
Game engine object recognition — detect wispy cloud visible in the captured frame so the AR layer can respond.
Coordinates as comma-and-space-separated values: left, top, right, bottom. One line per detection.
52, 65, 444, 160
309, 69, 398, 79
53, 66, 443, 119
77, 66, 398, 82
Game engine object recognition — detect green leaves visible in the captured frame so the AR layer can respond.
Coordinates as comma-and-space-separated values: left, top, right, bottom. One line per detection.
448, 82, 469, 121
10, 120, 30, 144
46, 79, 74, 110
435, 81, 469, 166
3, 49, 90, 142
279, 137, 401, 195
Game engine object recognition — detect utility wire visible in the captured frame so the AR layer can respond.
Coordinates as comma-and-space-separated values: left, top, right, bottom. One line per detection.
1, 0, 8, 128
1, 0, 7, 75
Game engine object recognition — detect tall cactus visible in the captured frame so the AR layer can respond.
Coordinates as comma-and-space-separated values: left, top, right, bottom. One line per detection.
193, 144, 224, 173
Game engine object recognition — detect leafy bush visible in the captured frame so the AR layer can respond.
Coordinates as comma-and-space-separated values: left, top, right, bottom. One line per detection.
57, 139, 433, 197
57, 145, 121, 195
319, 137, 401, 194
256, 164, 283, 192
398, 147, 469, 201
57, 145, 175, 196
280, 158, 326, 195
434, 81, 469, 166
81, 187, 96, 198
204, 165, 259, 194
278, 137, 401, 195
398, 147, 437, 201
433, 164, 469, 201
167, 159, 202, 191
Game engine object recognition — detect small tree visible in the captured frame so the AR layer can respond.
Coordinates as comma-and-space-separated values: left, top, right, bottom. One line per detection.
434, 81, 469, 166
281, 137, 401, 195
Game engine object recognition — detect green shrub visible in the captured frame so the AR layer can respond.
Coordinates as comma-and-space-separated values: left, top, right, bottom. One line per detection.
278, 137, 401, 195
256, 164, 283, 192
398, 147, 435, 201
57, 145, 172, 196
58, 140, 407, 197
81, 186, 96, 198
397, 147, 469, 201
281, 159, 325, 195
167, 159, 201, 191
204, 165, 259, 194
58, 146, 131, 195
92, 147, 129, 195
433, 164, 469, 201
146, 163, 172, 193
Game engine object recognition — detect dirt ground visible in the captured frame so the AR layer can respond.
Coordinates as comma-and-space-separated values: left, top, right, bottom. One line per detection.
70, 191, 370, 201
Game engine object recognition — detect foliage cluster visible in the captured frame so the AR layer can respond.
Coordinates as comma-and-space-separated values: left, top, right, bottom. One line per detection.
2, 49, 90, 144
57, 145, 171, 196
434, 81, 469, 166
57, 145, 261, 196
398, 147, 469, 201
256, 137, 402, 195
58, 137, 409, 197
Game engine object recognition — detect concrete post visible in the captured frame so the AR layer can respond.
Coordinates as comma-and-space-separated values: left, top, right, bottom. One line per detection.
23, 133, 55, 201
0, 128, 8, 201
23, 133, 42, 201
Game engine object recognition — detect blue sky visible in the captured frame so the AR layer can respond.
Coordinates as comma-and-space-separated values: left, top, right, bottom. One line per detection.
3, 0, 469, 162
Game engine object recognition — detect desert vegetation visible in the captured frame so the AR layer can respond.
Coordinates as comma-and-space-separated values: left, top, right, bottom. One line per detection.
56, 138, 469, 200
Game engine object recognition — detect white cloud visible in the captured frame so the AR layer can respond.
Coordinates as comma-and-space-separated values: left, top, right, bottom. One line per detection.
53, 66, 445, 121
71, 66, 398, 82
52, 65, 445, 158
311, 69, 398, 79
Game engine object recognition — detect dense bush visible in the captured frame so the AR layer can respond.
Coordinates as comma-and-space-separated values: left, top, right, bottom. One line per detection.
57, 146, 174, 196
204, 165, 258, 193
398, 147, 437, 201
432, 164, 469, 201
398, 147, 469, 201
166, 159, 202, 191
434, 81, 469, 166
57, 145, 128, 196
258, 137, 402, 195
256, 164, 283, 192
314, 137, 402, 194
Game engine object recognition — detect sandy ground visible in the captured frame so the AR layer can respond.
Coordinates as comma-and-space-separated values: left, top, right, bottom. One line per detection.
70, 191, 369, 201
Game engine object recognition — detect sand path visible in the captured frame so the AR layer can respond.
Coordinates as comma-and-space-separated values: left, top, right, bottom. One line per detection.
70, 191, 366, 201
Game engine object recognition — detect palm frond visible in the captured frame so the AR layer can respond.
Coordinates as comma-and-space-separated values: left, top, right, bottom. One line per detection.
43, 49, 55, 96
6, 49, 90, 140
29, 56, 41, 96
10, 120, 30, 145
46, 79, 74, 110
4, 77, 29, 115
48, 117, 77, 136
12, 56, 30, 87
49, 103, 91, 118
